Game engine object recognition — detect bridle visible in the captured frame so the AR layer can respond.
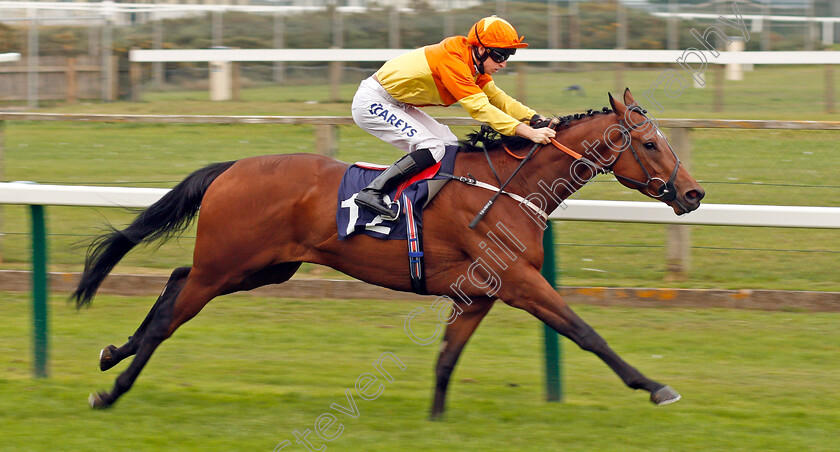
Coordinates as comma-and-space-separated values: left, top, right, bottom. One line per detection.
465, 107, 685, 228
609, 106, 682, 203
525, 106, 682, 204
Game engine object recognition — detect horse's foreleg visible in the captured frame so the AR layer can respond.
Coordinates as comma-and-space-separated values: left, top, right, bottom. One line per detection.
430, 300, 494, 420
89, 272, 218, 409
99, 267, 191, 372
549, 304, 679, 404
504, 277, 679, 405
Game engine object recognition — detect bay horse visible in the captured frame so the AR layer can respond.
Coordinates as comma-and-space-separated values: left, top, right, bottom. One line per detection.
74, 89, 704, 417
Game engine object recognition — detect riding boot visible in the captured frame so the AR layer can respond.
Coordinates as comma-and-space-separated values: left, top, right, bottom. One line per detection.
355, 148, 437, 219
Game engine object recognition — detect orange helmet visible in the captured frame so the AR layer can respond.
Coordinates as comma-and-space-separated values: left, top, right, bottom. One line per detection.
467, 16, 528, 49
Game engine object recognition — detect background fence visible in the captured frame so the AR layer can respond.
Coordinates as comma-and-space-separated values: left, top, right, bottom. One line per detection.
0, 112, 837, 290
2, 1, 840, 107
0, 55, 117, 102
1, 3, 838, 448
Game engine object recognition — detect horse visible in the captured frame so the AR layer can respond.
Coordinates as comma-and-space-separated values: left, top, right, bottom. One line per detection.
74, 89, 704, 417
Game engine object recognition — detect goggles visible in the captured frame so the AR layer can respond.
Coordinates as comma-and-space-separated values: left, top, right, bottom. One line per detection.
486, 47, 516, 63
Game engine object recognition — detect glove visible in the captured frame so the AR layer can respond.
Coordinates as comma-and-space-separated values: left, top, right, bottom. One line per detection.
529, 114, 554, 129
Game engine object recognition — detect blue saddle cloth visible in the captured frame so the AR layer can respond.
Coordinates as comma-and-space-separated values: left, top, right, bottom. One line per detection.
336, 145, 458, 241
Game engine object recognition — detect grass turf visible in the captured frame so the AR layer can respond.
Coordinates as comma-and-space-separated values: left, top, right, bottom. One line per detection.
0, 292, 837, 451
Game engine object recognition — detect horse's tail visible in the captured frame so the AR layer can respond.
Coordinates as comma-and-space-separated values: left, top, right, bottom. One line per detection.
72, 160, 237, 308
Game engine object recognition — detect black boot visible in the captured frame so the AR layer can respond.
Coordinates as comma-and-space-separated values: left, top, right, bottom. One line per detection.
355, 149, 436, 219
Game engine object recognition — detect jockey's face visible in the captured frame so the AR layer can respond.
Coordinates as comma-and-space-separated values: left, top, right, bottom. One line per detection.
478, 47, 508, 75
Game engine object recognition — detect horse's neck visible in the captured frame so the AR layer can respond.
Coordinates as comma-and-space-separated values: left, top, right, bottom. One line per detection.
510, 115, 616, 212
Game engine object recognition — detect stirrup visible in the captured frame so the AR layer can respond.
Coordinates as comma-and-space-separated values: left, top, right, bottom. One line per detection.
369, 198, 401, 221
382, 199, 401, 221
356, 192, 401, 221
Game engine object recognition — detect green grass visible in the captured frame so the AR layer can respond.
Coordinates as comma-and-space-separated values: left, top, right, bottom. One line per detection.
26, 65, 840, 120
0, 293, 837, 451
1, 66, 836, 452
0, 66, 838, 290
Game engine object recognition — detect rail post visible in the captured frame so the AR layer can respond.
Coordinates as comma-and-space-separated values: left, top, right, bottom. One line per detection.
129, 48, 142, 102
666, 127, 692, 280
66, 56, 78, 104
714, 64, 724, 112
329, 3, 343, 103
273, 13, 286, 84
826, 64, 835, 114
0, 120, 4, 262
30, 204, 48, 378
315, 124, 337, 157
516, 63, 527, 104
541, 222, 562, 402
232, 61, 241, 102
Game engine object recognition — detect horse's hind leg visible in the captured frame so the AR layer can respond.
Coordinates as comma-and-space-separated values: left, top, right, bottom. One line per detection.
430, 300, 493, 420
89, 262, 302, 408
89, 270, 219, 409
99, 267, 191, 372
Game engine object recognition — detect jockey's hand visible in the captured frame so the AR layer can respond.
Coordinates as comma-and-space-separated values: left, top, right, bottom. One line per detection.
529, 114, 559, 129
515, 122, 556, 145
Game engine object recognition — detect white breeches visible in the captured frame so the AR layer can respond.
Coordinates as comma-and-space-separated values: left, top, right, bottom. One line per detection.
351, 76, 458, 162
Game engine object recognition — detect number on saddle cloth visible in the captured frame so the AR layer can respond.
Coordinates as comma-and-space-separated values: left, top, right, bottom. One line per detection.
336, 145, 458, 241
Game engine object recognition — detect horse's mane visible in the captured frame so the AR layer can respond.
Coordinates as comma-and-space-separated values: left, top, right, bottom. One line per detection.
459, 107, 614, 153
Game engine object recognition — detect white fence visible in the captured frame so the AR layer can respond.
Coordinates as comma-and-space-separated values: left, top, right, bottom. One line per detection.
126, 48, 840, 112
651, 12, 840, 46
1, 182, 838, 229
129, 48, 840, 65
0, 53, 21, 63
1, 113, 837, 276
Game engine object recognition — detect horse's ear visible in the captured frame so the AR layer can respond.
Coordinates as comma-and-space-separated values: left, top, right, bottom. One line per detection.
623, 87, 636, 106
609, 92, 627, 117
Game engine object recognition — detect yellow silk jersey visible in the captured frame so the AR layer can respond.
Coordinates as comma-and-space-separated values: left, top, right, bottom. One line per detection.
375, 36, 536, 136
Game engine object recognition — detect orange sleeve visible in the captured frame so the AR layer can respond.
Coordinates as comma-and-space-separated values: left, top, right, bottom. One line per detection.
427, 39, 530, 135
481, 80, 537, 125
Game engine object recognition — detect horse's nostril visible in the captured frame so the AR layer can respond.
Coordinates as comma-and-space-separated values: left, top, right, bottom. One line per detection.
686, 189, 705, 203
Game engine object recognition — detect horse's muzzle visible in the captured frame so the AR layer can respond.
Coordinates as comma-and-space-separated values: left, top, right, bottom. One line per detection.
675, 186, 705, 214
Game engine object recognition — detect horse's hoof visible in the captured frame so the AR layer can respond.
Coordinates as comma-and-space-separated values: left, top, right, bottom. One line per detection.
99, 345, 118, 371
650, 385, 681, 405
88, 392, 112, 409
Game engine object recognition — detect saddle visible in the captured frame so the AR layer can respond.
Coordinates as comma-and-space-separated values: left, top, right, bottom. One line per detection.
336, 145, 459, 294
336, 145, 458, 242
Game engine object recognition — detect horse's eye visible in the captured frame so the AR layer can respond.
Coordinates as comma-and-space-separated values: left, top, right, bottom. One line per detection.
643, 142, 656, 150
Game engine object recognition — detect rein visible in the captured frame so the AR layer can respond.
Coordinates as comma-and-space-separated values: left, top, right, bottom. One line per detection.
463, 106, 685, 227
466, 122, 595, 229
468, 141, 541, 229
503, 138, 582, 161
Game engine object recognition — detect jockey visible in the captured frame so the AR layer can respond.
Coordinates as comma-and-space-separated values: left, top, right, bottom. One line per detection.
351, 15, 556, 219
